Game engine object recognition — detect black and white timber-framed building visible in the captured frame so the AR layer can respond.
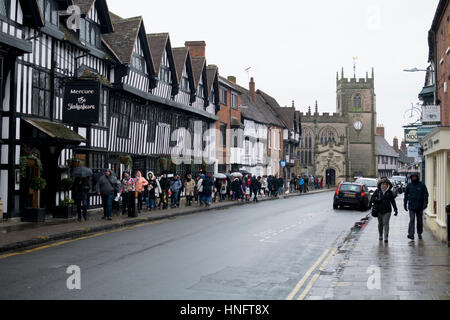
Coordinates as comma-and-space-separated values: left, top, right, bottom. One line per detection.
0, 0, 219, 219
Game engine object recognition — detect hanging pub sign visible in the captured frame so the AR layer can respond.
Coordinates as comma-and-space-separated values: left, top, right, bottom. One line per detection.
422, 105, 441, 125
405, 128, 418, 144
63, 80, 100, 125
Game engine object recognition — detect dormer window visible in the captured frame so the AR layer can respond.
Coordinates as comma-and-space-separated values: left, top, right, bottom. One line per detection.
159, 51, 171, 84
38, 0, 58, 26
0, 0, 10, 19
181, 74, 189, 92
79, 18, 101, 48
197, 82, 204, 98
131, 53, 145, 73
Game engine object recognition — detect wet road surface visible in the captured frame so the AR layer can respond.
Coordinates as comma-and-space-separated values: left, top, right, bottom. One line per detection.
0, 191, 370, 299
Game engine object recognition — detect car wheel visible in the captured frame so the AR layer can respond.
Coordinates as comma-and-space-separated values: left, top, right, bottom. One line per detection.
333, 203, 338, 210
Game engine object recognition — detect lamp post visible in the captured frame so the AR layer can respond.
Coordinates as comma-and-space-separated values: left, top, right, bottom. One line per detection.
327, 157, 331, 189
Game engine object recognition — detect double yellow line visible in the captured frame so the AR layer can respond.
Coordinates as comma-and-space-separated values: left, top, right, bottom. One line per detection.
286, 247, 337, 300
0, 219, 168, 260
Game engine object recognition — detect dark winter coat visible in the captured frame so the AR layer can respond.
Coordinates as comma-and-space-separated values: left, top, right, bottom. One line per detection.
404, 179, 429, 211
201, 177, 213, 194
73, 178, 90, 201
371, 179, 398, 214
95, 174, 118, 196
159, 177, 170, 191
251, 177, 260, 192
231, 178, 241, 193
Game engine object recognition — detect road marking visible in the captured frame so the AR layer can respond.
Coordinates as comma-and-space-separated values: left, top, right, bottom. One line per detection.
297, 273, 320, 300
319, 248, 337, 271
286, 247, 331, 300
297, 248, 337, 300
331, 282, 350, 287
0, 220, 168, 260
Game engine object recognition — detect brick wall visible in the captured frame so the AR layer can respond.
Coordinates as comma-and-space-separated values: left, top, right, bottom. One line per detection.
436, 4, 450, 126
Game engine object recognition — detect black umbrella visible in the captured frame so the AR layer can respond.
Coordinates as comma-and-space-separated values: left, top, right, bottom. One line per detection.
240, 170, 251, 175
72, 166, 93, 178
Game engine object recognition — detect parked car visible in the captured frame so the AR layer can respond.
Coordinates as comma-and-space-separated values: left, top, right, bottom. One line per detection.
354, 178, 378, 196
333, 182, 371, 211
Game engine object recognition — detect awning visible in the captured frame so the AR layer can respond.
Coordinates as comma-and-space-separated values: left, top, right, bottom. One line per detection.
22, 118, 87, 145
418, 85, 434, 101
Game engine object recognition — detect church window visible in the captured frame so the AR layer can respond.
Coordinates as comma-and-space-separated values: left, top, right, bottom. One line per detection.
353, 94, 362, 111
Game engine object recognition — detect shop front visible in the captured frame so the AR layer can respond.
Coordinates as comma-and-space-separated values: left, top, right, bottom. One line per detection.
423, 127, 450, 243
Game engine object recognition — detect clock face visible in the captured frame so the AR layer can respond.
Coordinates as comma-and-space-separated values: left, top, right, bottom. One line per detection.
354, 121, 363, 131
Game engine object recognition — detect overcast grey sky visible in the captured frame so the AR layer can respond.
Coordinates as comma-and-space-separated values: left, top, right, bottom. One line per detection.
108, 0, 439, 145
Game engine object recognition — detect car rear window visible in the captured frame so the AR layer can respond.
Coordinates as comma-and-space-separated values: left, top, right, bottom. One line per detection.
355, 179, 377, 187
339, 184, 361, 192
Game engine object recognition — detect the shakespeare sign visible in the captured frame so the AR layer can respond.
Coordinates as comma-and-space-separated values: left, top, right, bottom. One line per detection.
63, 80, 100, 125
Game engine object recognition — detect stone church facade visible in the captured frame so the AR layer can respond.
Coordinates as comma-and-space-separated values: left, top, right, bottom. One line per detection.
295, 69, 377, 185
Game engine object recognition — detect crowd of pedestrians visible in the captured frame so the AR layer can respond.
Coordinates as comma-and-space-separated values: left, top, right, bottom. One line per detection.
288, 175, 324, 194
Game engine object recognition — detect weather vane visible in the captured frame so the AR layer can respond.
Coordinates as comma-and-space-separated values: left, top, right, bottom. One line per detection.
352, 57, 358, 78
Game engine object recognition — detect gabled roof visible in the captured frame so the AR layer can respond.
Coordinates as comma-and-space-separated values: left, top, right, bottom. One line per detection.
191, 56, 206, 89
206, 65, 218, 95
172, 47, 189, 83
376, 135, 399, 158
71, 0, 113, 32
102, 15, 155, 76
257, 89, 290, 128
72, 0, 95, 15
102, 16, 141, 65
276, 107, 297, 130
147, 33, 169, 75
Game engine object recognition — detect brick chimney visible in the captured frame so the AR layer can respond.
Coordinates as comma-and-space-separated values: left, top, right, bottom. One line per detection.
185, 41, 206, 57
400, 139, 407, 154
376, 124, 385, 137
249, 77, 256, 103
393, 136, 399, 152
227, 76, 236, 84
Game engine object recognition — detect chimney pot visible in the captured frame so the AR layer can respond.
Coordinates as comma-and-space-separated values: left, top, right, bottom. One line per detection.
227, 76, 236, 84
249, 77, 256, 103
185, 41, 206, 57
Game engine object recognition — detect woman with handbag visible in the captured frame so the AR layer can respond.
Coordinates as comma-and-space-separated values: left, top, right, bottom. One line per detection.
370, 178, 398, 243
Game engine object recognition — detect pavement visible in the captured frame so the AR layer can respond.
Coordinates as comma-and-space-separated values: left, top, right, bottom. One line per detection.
0, 188, 329, 254
304, 194, 450, 300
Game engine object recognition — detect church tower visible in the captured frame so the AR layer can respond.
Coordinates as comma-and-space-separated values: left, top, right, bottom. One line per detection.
336, 68, 377, 178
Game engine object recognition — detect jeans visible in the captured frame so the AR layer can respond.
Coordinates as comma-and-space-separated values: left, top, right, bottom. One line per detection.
146, 197, 155, 209
172, 191, 180, 206
127, 192, 136, 217
75, 199, 87, 220
377, 212, 391, 239
101, 194, 113, 218
137, 192, 144, 211
409, 210, 424, 237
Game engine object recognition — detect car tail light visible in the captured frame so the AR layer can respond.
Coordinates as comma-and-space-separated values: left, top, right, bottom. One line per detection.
361, 185, 365, 198
335, 185, 341, 196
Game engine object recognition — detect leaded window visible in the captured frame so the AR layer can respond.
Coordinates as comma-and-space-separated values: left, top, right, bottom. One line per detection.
38, 0, 58, 26
99, 89, 109, 127
80, 18, 101, 48
117, 100, 131, 138
32, 69, 51, 118
0, 0, 10, 18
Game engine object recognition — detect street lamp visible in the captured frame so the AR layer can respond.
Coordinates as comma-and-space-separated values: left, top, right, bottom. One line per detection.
403, 68, 434, 73
327, 157, 331, 189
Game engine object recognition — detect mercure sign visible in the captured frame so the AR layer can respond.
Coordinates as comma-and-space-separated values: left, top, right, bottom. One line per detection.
63, 80, 100, 125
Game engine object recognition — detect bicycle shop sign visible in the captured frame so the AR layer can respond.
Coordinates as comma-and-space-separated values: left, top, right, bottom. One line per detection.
63, 80, 101, 125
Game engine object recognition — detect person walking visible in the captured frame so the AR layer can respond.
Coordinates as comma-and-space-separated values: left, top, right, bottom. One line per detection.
220, 179, 227, 201
73, 177, 90, 222
135, 170, 148, 214
202, 174, 213, 207
122, 171, 137, 217
261, 176, 268, 197
370, 178, 398, 243
251, 175, 260, 202
95, 169, 118, 221
184, 174, 195, 206
404, 173, 429, 241
231, 177, 240, 201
